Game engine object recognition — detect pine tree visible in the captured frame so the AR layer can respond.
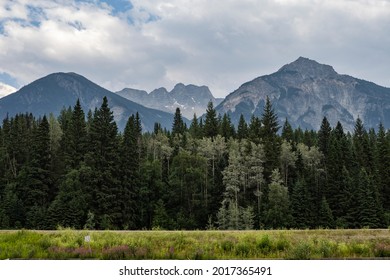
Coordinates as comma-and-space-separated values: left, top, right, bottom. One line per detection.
86, 97, 121, 229
281, 118, 294, 143
318, 196, 334, 228
318, 117, 332, 158
203, 101, 219, 139
219, 113, 235, 139
172, 108, 185, 135
336, 167, 354, 228
67, 99, 87, 169
355, 168, 382, 228
152, 199, 173, 229
237, 114, 248, 140
248, 115, 261, 144
189, 114, 202, 139
377, 123, 390, 211
23, 115, 52, 228
58, 106, 72, 133
353, 117, 370, 170
260, 97, 281, 183
290, 179, 311, 228
135, 112, 143, 170
119, 115, 140, 229
0, 183, 25, 228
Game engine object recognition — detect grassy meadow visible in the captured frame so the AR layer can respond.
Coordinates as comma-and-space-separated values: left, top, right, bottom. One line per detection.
0, 229, 389, 260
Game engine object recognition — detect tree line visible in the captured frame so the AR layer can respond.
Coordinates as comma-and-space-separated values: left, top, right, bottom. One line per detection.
0, 96, 389, 229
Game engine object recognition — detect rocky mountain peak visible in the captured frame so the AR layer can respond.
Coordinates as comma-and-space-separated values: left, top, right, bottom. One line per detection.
117, 83, 220, 119
277, 56, 337, 79
173, 83, 186, 90
216, 57, 390, 132
150, 87, 169, 96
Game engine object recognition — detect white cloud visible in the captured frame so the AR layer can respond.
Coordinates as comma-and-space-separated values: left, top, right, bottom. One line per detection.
0, 82, 17, 98
0, 0, 389, 98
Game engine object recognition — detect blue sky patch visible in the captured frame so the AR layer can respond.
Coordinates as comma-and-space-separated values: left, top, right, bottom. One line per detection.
75, 0, 133, 15
0, 72, 19, 88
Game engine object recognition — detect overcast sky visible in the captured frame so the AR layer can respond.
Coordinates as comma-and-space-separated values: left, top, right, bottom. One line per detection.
0, 0, 389, 97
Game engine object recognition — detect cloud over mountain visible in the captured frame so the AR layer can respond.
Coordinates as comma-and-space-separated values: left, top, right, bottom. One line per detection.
0, 82, 16, 98
0, 0, 389, 98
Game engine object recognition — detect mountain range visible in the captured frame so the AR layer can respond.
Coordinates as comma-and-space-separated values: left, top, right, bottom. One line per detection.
1, 57, 389, 132
116, 83, 223, 119
216, 57, 390, 132
0, 72, 176, 132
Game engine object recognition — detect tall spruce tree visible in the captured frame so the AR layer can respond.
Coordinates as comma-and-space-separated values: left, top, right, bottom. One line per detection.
60, 99, 87, 171
237, 114, 248, 140
86, 97, 121, 229
260, 96, 281, 183
189, 114, 202, 139
119, 115, 140, 229
290, 179, 311, 228
172, 108, 185, 135
248, 115, 261, 144
67, 99, 87, 168
23, 115, 52, 228
203, 101, 219, 139
318, 117, 331, 159
355, 168, 382, 228
377, 123, 390, 211
318, 196, 334, 228
352, 117, 370, 171
219, 113, 235, 139
281, 118, 294, 143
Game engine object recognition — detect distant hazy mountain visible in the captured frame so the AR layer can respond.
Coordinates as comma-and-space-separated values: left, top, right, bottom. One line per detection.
117, 83, 223, 119
215, 57, 390, 131
0, 82, 16, 98
0, 73, 177, 131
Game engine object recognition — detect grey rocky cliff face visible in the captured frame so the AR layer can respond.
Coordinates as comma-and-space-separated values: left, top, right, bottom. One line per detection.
216, 57, 390, 131
117, 84, 221, 119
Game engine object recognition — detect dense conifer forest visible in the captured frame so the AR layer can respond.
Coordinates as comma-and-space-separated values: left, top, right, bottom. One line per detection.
0, 96, 389, 230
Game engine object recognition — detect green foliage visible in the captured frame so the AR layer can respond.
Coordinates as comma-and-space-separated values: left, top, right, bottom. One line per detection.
266, 169, 291, 228
0, 97, 388, 230
47, 166, 92, 229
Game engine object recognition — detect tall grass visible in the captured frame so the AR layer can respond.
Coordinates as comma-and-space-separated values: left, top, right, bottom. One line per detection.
0, 229, 389, 259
